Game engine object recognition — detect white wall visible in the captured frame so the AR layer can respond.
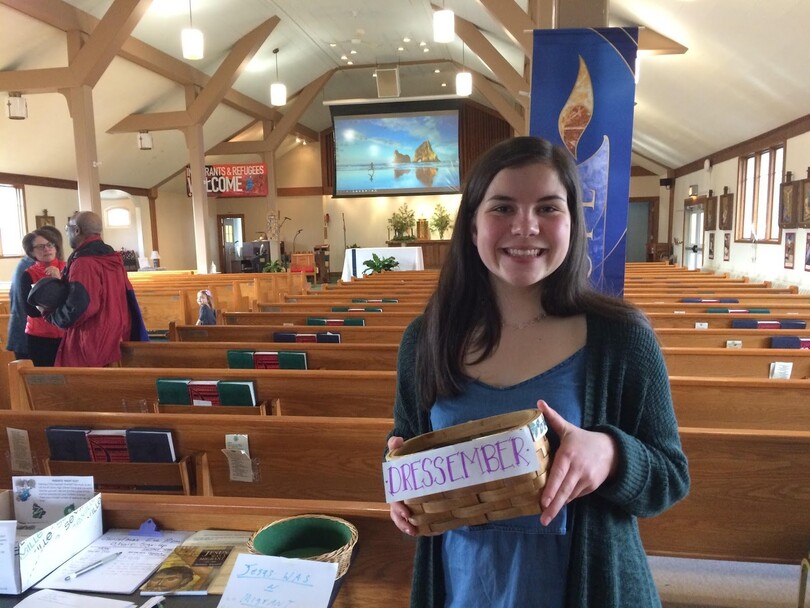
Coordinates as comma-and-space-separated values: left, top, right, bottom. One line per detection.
670, 130, 810, 292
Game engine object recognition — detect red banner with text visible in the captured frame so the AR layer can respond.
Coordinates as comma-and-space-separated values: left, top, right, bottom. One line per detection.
186, 163, 268, 198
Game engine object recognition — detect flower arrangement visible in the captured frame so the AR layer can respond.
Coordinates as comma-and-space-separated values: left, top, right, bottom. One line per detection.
388, 203, 416, 241
430, 204, 453, 239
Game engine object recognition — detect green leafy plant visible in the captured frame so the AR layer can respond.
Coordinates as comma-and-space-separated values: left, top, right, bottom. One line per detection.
363, 253, 399, 275
262, 259, 285, 273
388, 203, 416, 240
430, 203, 453, 239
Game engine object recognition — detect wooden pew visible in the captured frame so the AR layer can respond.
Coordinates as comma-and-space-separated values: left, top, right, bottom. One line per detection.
169, 322, 406, 344
662, 347, 810, 378
100, 494, 413, 608
120, 341, 399, 371
669, 376, 810, 431
647, 312, 810, 329
223, 311, 417, 327
656, 327, 810, 348
0, 410, 390, 502
629, 293, 810, 304
8, 361, 396, 418
1, 409, 806, 565
638, 426, 810, 564
258, 302, 426, 314
638, 302, 810, 315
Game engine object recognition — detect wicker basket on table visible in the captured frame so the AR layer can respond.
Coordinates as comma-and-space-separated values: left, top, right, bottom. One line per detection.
386, 409, 551, 535
247, 514, 358, 580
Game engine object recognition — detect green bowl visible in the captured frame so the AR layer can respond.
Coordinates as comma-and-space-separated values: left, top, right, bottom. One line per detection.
250, 516, 354, 560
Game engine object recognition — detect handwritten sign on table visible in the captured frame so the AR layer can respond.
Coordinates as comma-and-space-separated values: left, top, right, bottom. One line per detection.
217, 554, 337, 608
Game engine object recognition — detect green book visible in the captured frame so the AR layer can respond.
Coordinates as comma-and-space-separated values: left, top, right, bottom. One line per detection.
155, 378, 192, 405
217, 380, 257, 406
252, 351, 308, 370
279, 351, 307, 370
306, 317, 365, 326
227, 350, 256, 369
331, 306, 383, 312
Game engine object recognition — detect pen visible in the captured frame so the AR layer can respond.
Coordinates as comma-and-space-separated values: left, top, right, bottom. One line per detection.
64, 551, 122, 580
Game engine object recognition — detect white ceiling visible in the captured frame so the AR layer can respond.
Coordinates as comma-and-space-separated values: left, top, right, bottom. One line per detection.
1, 0, 809, 191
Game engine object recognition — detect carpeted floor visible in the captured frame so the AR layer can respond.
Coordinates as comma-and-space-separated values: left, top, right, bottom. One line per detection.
650, 556, 802, 608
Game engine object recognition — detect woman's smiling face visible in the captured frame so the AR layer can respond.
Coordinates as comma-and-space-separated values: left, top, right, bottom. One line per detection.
472, 162, 571, 291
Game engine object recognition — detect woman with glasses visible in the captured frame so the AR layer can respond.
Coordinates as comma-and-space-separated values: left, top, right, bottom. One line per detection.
20, 228, 66, 366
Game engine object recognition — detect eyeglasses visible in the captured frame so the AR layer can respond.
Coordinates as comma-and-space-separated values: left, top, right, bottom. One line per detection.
65, 224, 78, 233
32, 242, 56, 251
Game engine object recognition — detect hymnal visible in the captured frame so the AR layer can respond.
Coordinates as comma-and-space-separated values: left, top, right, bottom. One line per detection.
126, 428, 177, 463
86, 430, 130, 463
46, 427, 91, 461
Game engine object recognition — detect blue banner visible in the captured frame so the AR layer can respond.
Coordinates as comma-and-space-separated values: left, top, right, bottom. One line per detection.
530, 28, 638, 296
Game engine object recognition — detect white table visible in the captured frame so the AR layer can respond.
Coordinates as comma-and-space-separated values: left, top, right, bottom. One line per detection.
341, 247, 425, 282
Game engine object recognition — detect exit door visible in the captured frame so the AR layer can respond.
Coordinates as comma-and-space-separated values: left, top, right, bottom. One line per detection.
684, 204, 704, 270
217, 214, 245, 273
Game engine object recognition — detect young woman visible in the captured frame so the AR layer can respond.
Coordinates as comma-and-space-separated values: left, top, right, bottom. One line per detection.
387, 136, 689, 608
21, 228, 66, 366
196, 289, 217, 325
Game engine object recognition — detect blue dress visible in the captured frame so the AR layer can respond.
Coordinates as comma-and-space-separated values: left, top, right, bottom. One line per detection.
430, 349, 585, 608
198, 304, 217, 325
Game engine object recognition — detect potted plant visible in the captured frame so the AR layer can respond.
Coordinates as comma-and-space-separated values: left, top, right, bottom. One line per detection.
262, 259, 285, 272
388, 203, 416, 241
363, 253, 399, 275
430, 204, 453, 239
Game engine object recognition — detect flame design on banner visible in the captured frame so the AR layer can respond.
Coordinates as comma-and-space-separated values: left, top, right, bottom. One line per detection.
558, 57, 593, 158
530, 28, 637, 296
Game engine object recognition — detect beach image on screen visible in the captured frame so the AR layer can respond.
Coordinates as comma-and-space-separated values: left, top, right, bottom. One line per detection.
333, 109, 460, 196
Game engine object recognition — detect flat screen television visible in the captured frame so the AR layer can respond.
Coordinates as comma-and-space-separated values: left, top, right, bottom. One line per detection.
331, 100, 461, 197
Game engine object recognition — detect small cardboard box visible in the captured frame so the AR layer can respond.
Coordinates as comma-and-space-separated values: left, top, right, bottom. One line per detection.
0, 491, 103, 594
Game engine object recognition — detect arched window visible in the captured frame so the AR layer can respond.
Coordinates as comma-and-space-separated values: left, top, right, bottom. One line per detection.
106, 206, 132, 227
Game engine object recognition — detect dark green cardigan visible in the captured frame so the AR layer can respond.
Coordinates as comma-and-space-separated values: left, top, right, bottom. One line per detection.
390, 314, 690, 608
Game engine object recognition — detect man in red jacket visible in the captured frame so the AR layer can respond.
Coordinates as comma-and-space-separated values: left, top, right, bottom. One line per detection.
46, 211, 147, 366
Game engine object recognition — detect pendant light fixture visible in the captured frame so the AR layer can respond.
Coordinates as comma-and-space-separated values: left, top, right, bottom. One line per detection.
270, 48, 287, 106
455, 42, 472, 96
181, 0, 204, 60
433, 3, 455, 44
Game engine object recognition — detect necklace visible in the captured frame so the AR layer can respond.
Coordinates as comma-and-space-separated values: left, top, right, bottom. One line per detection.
502, 312, 547, 330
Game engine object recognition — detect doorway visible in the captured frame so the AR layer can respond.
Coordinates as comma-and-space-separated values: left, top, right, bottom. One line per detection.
626, 200, 651, 262
684, 203, 704, 270
217, 214, 245, 274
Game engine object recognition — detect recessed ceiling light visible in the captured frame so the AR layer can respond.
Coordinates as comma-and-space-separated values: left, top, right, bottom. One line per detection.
441, 82, 446, 87
330, 43, 337, 47
423, 47, 429, 53
347, 60, 353, 65
398, 46, 404, 51
403, 37, 411, 43
434, 68, 440, 73
419, 41, 427, 47
340, 54, 347, 60
350, 49, 357, 55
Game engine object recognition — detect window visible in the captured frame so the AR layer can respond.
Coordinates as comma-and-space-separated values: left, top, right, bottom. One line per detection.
737, 144, 783, 242
0, 184, 25, 256
105, 206, 132, 227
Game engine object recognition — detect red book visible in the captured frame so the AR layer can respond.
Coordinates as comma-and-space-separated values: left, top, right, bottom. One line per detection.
757, 321, 781, 329
253, 352, 280, 369
86, 430, 130, 462
188, 380, 221, 405
295, 334, 318, 343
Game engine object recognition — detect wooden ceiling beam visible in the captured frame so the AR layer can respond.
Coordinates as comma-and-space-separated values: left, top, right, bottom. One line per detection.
188, 17, 280, 125
455, 14, 530, 107
471, 0, 534, 56
69, 0, 152, 87
471, 72, 525, 134
265, 70, 334, 152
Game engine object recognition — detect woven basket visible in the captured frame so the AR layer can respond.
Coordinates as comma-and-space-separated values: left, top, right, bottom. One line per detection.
387, 409, 551, 535
247, 514, 358, 579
